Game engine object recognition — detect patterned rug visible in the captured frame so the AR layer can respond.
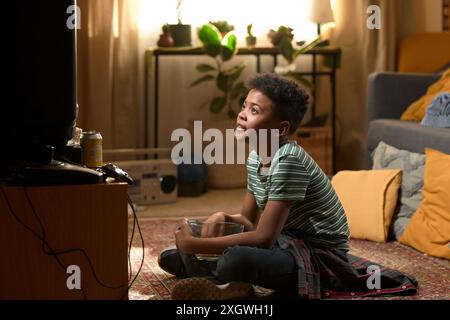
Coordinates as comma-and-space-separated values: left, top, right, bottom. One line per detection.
128, 218, 450, 300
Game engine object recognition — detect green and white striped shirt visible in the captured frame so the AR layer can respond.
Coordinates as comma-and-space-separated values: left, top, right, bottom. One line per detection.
247, 140, 349, 250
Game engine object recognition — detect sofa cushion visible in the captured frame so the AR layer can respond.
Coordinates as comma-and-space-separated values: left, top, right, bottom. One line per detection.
367, 119, 450, 161
372, 142, 425, 240
421, 93, 450, 128
400, 69, 450, 122
400, 149, 450, 259
331, 169, 402, 243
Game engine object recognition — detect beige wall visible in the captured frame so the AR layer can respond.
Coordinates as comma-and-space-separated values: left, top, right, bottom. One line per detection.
424, 0, 443, 32
396, 0, 443, 43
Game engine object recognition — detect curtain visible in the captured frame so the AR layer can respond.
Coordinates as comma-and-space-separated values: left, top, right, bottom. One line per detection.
77, 0, 141, 149
324, 0, 429, 170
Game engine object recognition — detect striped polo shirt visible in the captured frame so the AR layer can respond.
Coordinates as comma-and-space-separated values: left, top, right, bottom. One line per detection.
247, 140, 350, 250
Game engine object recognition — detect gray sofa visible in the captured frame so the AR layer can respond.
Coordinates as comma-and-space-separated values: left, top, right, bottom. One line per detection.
366, 72, 450, 168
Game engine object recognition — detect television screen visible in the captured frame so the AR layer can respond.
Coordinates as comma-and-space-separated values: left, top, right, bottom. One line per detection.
5, 0, 77, 169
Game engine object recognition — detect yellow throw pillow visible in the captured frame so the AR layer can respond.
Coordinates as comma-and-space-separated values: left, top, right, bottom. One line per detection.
331, 169, 402, 242
401, 69, 450, 122
400, 149, 450, 259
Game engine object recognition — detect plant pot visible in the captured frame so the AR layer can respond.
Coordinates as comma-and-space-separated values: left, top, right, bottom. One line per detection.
246, 36, 257, 48
168, 24, 192, 47
157, 33, 174, 47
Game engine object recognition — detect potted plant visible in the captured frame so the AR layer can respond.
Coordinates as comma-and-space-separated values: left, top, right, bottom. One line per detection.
209, 20, 235, 37
169, 0, 192, 47
245, 24, 257, 48
157, 24, 174, 47
267, 25, 294, 47
190, 23, 247, 119
270, 26, 322, 89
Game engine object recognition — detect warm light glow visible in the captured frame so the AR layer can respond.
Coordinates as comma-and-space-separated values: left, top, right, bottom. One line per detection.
330, 0, 337, 12
139, 0, 322, 45
113, 0, 120, 38
139, 0, 175, 36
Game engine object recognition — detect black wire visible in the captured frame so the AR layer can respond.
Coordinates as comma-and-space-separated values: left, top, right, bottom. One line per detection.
53, 153, 140, 294
22, 186, 89, 299
128, 201, 137, 282
123, 195, 145, 300
0, 184, 138, 299
22, 186, 129, 291
0, 185, 89, 298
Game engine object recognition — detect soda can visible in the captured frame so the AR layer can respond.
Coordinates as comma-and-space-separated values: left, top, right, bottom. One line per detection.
81, 131, 103, 168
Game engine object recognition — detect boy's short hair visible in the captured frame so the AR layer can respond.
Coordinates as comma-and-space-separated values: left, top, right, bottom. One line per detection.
245, 73, 309, 135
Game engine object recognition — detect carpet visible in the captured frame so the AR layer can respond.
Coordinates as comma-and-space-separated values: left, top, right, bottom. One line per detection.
128, 218, 450, 300
133, 189, 246, 218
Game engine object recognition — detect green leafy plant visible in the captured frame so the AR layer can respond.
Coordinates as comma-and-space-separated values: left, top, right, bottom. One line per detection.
190, 24, 247, 119
281, 36, 322, 88
267, 26, 294, 46
279, 36, 322, 65
246, 23, 257, 47
209, 20, 235, 34
269, 26, 322, 89
162, 23, 171, 34
246, 24, 254, 37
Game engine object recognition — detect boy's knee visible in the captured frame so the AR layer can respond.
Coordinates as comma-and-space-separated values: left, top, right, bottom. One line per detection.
215, 246, 255, 282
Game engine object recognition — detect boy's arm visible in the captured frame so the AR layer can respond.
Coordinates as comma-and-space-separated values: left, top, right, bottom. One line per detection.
176, 200, 292, 255
203, 191, 261, 231
225, 191, 261, 231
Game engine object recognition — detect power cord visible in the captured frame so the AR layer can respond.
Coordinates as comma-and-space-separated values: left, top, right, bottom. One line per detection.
1, 184, 145, 300
125, 195, 145, 300
53, 153, 145, 296
23, 186, 131, 291
0, 185, 89, 299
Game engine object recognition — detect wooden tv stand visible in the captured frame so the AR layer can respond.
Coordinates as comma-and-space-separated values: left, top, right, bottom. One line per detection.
0, 183, 128, 299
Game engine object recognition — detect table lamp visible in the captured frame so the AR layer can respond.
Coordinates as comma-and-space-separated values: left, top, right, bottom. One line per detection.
309, 0, 334, 36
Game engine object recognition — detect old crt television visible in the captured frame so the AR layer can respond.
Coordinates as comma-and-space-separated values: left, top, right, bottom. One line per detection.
4, 0, 77, 175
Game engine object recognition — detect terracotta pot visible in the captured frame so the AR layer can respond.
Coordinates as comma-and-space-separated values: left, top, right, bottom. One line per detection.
157, 34, 174, 47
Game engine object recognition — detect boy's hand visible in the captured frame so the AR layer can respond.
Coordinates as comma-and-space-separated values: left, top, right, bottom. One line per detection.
201, 212, 226, 237
175, 219, 195, 254
204, 212, 226, 224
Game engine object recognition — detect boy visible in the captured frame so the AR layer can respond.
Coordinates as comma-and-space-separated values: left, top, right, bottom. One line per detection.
159, 73, 415, 299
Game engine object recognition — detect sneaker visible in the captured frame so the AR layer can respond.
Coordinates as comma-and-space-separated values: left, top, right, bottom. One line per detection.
158, 248, 186, 278
171, 277, 254, 300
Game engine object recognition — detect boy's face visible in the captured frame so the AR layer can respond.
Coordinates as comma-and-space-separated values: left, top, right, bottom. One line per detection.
235, 89, 282, 137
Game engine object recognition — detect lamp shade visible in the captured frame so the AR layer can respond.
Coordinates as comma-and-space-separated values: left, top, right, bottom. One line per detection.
309, 0, 334, 23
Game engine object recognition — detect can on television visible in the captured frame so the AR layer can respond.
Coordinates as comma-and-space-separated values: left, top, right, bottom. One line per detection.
81, 131, 103, 168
